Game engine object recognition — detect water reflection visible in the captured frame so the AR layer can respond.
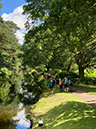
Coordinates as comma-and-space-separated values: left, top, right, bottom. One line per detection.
0, 103, 31, 129
13, 108, 30, 129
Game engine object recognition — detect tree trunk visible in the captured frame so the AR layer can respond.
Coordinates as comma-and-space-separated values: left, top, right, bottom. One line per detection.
79, 65, 84, 78
67, 59, 73, 72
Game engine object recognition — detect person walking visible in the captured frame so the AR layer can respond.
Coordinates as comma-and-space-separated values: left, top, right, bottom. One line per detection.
49, 79, 54, 95
55, 73, 59, 85
52, 77, 55, 87
64, 77, 69, 92
59, 79, 63, 92
69, 79, 73, 92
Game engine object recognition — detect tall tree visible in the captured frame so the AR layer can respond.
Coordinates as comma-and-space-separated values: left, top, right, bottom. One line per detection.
23, 0, 96, 77
22, 25, 72, 71
0, 17, 23, 103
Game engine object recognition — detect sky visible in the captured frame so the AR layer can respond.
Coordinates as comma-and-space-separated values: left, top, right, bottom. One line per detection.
0, 0, 27, 45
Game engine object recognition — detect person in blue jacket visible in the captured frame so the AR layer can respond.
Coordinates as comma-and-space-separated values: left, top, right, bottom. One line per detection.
49, 79, 54, 95
64, 77, 69, 92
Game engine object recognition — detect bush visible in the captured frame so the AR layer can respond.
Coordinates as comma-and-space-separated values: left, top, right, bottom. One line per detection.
31, 69, 48, 90
59, 71, 79, 80
22, 68, 49, 95
21, 68, 49, 104
75, 77, 96, 85
49, 68, 62, 77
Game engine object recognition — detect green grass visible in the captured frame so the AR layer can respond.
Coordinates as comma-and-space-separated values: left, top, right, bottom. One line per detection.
31, 86, 96, 129
75, 84, 96, 96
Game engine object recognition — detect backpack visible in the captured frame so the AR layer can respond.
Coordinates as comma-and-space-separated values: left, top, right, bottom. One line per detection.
52, 79, 55, 85
69, 80, 73, 86
59, 81, 62, 86
65, 80, 69, 85
50, 82, 53, 88
70, 81, 73, 86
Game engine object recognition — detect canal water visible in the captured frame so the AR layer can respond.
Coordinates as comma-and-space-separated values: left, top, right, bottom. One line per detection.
0, 102, 31, 129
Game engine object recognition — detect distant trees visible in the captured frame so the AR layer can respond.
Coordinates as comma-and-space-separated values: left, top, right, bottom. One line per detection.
0, 17, 23, 103
22, 0, 96, 77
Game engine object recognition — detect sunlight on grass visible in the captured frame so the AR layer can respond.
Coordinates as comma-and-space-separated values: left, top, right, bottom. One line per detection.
76, 84, 96, 96
31, 87, 96, 129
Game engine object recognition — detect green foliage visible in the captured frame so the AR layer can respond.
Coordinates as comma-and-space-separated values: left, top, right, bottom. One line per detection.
22, 68, 49, 99
49, 68, 62, 76
5, 21, 20, 33
48, 68, 79, 80
59, 71, 79, 80
32, 69, 48, 90
35, 64, 45, 73
0, 0, 2, 13
74, 77, 96, 85
85, 68, 96, 77
0, 17, 23, 103
22, 0, 96, 78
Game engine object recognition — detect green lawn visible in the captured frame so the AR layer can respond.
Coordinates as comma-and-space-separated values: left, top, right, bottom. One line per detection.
31, 86, 96, 129
75, 84, 96, 96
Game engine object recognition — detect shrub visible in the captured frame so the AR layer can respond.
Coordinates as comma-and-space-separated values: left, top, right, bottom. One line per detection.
49, 68, 62, 77
73, 77, 96, 85
22, 68, 49, 95
59, 71, 79, 80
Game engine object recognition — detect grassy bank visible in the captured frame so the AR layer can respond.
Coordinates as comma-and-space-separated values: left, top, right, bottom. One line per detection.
74, 84, 96, 96
31, 86, 96, 129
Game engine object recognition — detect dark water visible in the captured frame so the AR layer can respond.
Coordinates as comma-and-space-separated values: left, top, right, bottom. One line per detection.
0, 102, 31, 129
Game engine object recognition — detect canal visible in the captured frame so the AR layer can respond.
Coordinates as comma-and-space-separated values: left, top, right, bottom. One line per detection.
0, 102, 32, 129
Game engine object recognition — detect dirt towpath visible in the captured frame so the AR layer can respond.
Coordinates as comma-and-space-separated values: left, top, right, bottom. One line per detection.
72, 86, 96, 108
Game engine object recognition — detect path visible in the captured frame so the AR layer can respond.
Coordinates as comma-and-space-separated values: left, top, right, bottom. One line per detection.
72, 86, 96, 108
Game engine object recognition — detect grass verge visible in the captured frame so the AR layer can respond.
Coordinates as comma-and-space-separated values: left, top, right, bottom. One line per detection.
31, 86, 96, 129
75, 84, 96, 96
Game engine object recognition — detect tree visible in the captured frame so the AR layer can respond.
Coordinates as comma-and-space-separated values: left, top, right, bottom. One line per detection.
22, 24, 73, 72
0, 17, 23, 103
0, 0, 2, 13
23, 0, 96, 77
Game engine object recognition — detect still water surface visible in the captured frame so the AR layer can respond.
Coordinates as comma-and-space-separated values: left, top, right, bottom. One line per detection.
0, 102, 31, 129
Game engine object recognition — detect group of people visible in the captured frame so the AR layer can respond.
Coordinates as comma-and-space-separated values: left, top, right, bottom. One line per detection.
49, 74, 73, 95
43, 72, 50, 79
